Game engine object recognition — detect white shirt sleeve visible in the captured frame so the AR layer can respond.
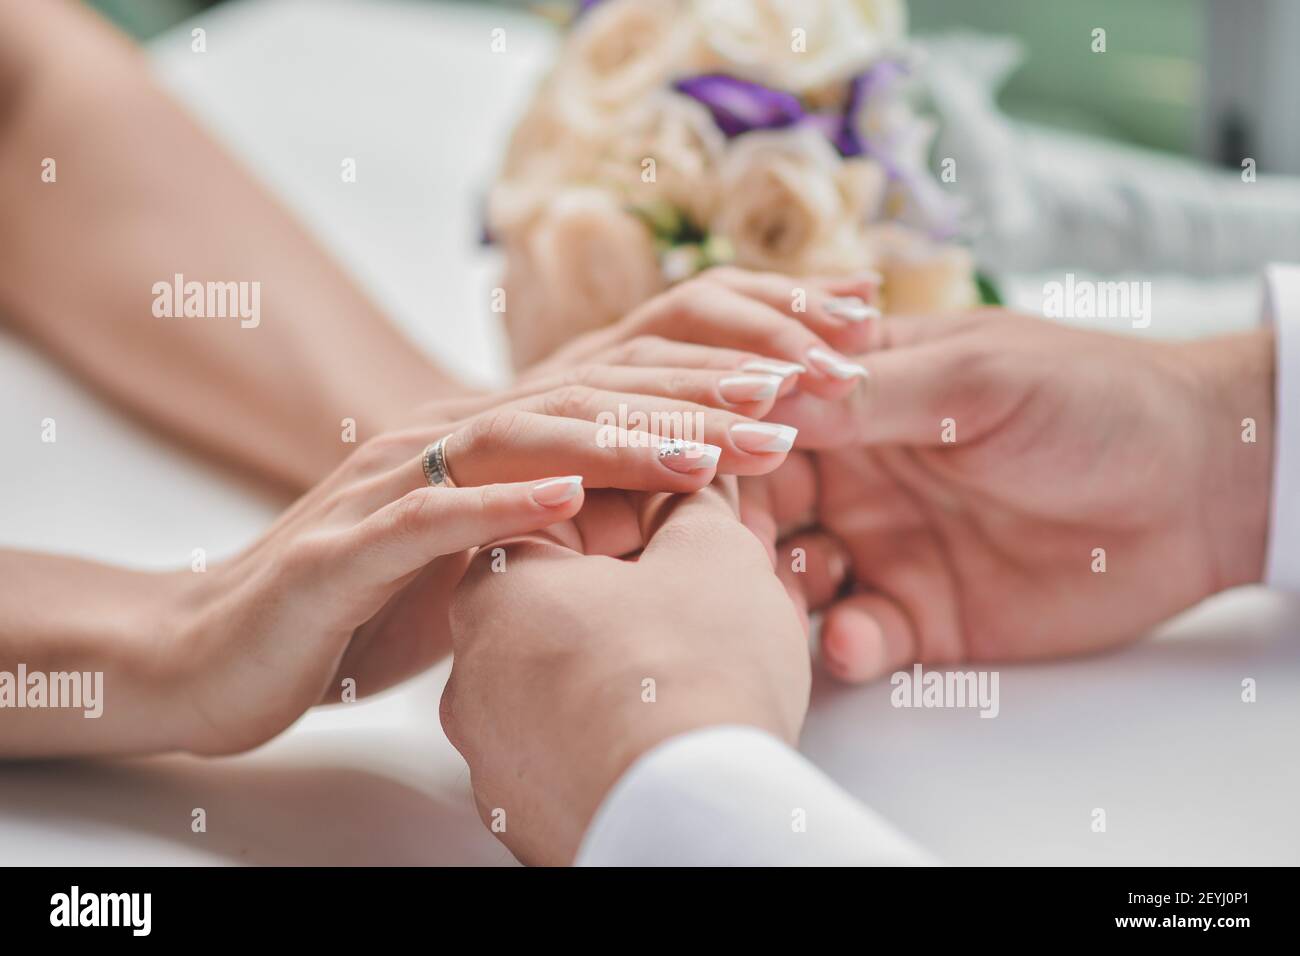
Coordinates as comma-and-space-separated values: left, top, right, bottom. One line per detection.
574, 725, 934, 866
1263, 263, 1300, 592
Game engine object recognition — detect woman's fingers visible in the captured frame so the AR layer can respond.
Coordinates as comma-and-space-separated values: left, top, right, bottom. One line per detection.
628, 280, 868, 399
342, 476, 587, 588
355, 410, 738, 513
703, 266, 880, 353
419, 341, 807, 424
511, 365, 789, 415
819, 591, 917, 684
596, 336, 807, 388
499, 386, 799, 475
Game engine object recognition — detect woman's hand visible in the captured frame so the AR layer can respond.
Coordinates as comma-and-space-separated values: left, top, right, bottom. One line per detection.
159, 337, 823, 755
516, 268, 882, 400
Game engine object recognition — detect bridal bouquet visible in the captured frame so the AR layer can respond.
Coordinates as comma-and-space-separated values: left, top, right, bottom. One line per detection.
490, 0, 977, 366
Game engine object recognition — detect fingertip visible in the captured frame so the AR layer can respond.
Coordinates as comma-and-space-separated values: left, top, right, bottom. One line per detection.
739, 359, 805, 398
655, 439, 722, 481
529, 475, 585, 510
820, 606, 888, 684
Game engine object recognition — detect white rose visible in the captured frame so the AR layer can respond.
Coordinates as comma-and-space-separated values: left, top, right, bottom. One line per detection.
498, 92, 605, 185
595, 91, 727, 226
492, 91, 724, 240
692, 0, 907, 93
711, 127, 885, 275
488, 92, 601, 240
550, 0, 701, 130
501, 188, 666, 368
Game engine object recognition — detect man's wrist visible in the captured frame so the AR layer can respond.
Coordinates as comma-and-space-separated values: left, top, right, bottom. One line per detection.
1179, 327, 1275, 592
563, 683, 798, 860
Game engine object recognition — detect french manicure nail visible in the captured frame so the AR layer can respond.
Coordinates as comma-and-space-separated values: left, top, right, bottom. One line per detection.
657, 439, 722, 473
742, 359, 806, 378
806, 347, 868, 380
531, 475, 583, 507
730, 423, 799, 454
719, 374, 783, 404
824, 296, 881, 323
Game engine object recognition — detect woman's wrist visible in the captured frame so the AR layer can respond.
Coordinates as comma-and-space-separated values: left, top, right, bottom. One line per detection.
0, 555, 198, 757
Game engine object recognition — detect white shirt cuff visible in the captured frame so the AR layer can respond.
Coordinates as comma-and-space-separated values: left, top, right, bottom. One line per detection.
574, 725, 933, 866
1263, 263, 1300, 592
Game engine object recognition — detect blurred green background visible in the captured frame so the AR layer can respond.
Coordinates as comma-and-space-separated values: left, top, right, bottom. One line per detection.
85, 0, 1250, 164
85, 0, 215, 39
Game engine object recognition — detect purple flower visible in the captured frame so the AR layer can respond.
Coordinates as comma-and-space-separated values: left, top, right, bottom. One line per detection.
673, 74, 806, 138
835, 60, 910, 159
673, 64, 911, 161
672, 63, 961, 240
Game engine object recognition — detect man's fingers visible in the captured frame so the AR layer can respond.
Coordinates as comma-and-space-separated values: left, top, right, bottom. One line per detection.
637, 481, 762, 568
780, 530, 851, 611
737, 475, 779, 566
755, 450, 819, 536
818, 591, 917, 684
768, 339, 993, 448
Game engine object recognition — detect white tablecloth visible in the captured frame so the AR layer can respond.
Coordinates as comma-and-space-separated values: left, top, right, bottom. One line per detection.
2, 0, 1297, 866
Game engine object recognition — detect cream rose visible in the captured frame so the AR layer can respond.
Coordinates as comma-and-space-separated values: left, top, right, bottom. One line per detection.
868, 223, 977, 314
692, 0, 907, 93
498, 91, 606, 185
550, 0, 701, 130
594, 91, 727, 225
501, 188, 666, 368
711, 127, 885, 276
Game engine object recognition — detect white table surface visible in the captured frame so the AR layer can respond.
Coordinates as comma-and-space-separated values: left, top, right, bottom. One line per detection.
2, 0, 1297, 866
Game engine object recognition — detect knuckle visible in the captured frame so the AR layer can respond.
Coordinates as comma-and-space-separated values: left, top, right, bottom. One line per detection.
283, 530, 339, 580
316, 486, 354, 519
466, 408, 522, 455
560, 364, 596, 389
474, 482, 509, 518
541, 384, 592, 419
932, 345, 997, 415
618, 334, 670, 364
701, 265, 743, 285
438, 680, 463, 751
389, 488, 438, 538
662, 369, 697, 399
350, 431, 414, 474
662, 278, 708, 316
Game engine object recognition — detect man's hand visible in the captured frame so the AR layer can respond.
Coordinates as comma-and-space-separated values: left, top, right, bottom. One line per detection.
440, 485, 810, 865
766, 311, 1275, 681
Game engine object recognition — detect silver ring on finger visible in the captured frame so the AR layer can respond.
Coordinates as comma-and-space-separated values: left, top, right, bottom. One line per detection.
421, 435, 457, 488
